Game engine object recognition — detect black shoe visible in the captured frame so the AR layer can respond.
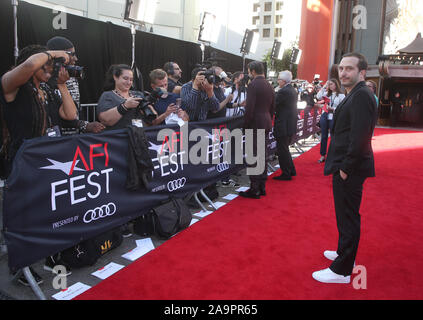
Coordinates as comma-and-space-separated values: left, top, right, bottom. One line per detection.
14, 267, 43, 287
260, 189, 266, 196
273, 175, 292, 181
44, 255, 72, 276
239, 189, 261, 199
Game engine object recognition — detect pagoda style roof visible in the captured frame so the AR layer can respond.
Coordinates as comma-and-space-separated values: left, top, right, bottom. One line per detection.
398, 33, 423, 54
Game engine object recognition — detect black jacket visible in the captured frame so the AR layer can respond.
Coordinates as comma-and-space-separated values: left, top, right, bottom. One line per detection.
324, 81, 377, 177
274, 83, 298, 137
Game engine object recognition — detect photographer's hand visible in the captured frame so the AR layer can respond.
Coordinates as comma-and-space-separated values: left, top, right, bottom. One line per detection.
48, 50, 71, 64
123, 97, 142, 109
165, 103, 179, 116
193, 74, 205, 91
56, 67, 70, 85
202, 80, 214, 98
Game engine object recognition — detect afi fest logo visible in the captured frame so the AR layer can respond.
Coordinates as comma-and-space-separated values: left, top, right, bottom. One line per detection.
152, 124, 266, 176
40, 143, 113, 215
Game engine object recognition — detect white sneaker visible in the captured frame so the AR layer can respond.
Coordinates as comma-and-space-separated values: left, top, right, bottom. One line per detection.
323, 250, 356, 266
312, 268, 351, 284
324, 250, 338, 261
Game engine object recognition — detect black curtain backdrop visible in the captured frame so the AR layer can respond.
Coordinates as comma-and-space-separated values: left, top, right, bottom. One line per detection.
0, 1, 256, 104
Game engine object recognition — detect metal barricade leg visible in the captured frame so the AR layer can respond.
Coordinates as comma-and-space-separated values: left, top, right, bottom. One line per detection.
11, 268, 47, 300
199, 189, 217, 211
193, 192, 208, 213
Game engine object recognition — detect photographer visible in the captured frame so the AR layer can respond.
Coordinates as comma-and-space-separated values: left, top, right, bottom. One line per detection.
0, 45, 77, 285
207, 66, 233, 119
149, 69, 189, 125
97, 64, 153, 130
45, 36, 105, 134
0, 45, 77, 178
224, 71, 247, 117
180, 66, 225, 121
301, 83, 317, 112
163, 61, 183, 95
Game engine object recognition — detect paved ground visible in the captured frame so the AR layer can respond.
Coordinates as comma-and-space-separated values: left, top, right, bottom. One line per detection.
0, 137, 321, 300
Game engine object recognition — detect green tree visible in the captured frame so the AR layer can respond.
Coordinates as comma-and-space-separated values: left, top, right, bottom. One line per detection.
263, 44, 299, 79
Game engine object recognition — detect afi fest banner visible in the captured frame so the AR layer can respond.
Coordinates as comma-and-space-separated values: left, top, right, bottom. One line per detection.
3, 110, 319, 270
3, 117, 250, 269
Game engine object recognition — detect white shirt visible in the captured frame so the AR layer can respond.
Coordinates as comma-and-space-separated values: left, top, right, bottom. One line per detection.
224, 87, 246, 117
316, 89, 345, 120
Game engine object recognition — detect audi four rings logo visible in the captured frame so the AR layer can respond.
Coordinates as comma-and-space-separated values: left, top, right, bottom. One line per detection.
167, 178, 187, 192
216, 162, 230, 173
83, 203, 117, 224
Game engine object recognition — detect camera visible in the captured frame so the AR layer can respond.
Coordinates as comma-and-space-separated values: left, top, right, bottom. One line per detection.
65, 65, 84, 79
136, 88, 164, 124
199, 69, 221, 85
52, 57, 85, 80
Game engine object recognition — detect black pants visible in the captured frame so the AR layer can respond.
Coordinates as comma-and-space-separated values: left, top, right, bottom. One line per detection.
248, 130, 269, 192
330, 172, 366, 276
276, 135, 296, 177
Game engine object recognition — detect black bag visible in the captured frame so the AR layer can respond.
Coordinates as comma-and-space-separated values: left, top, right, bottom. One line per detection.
133, 212, 155, 237
61, 228, 123, 269
134, 198, 192, 240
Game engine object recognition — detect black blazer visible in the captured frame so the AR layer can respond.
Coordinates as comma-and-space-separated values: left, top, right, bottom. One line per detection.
274, 83, 298, 137
244, 76, 275, 131
324, 81, 377, 177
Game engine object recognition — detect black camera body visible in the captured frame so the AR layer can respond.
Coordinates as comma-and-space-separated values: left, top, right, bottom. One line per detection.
136, 88, 164, 124
65, 65, 84, 79
199, 69, 222, 85
52, 57, 85, 80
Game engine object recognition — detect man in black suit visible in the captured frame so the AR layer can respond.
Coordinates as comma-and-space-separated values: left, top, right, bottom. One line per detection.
312, 52, 377, 284
239, 61, 275, 199
273, 70, 298, 181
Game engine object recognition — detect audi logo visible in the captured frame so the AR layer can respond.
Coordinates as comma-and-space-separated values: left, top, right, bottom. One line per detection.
216, 162, 230, 173
83, 203, 117, 224
167, 178, 187, 192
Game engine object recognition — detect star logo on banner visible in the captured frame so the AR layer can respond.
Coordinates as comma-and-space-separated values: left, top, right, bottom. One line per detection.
205, 132, 215, 141
40, 159, 85, 176
148, 142, 169, 154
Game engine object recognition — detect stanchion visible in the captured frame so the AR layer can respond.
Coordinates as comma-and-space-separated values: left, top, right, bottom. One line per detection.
12, 268, 47, 300
199, 189, 217, 211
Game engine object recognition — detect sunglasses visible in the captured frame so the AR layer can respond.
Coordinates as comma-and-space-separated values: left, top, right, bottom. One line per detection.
66, 51, 77, 57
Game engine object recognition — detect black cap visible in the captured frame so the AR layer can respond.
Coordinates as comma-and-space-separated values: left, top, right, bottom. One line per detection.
46, 36, 74, 50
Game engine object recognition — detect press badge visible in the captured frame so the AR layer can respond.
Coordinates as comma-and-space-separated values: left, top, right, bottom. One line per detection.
132, 119, 143, 128
46, 126, 62, 137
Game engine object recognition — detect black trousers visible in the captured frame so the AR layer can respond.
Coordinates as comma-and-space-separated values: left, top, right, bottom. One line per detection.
276, 135, 296, 177
330, 172, 366, 276
248, 130, 269, 192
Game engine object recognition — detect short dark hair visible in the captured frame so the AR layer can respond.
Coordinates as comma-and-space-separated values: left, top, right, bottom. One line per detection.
342, 52, 368, 71
247, 61, 264, 75
149, 69, 167, 84
191, 66, 206, 80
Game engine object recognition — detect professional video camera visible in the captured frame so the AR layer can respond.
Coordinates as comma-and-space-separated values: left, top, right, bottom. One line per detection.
135, 88, 164, 124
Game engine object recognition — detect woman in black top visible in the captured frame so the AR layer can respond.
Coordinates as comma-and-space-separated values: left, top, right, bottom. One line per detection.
0, 45, 78, 177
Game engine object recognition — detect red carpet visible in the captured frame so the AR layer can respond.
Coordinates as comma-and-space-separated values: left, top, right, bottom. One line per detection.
77, 128, 423, 300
